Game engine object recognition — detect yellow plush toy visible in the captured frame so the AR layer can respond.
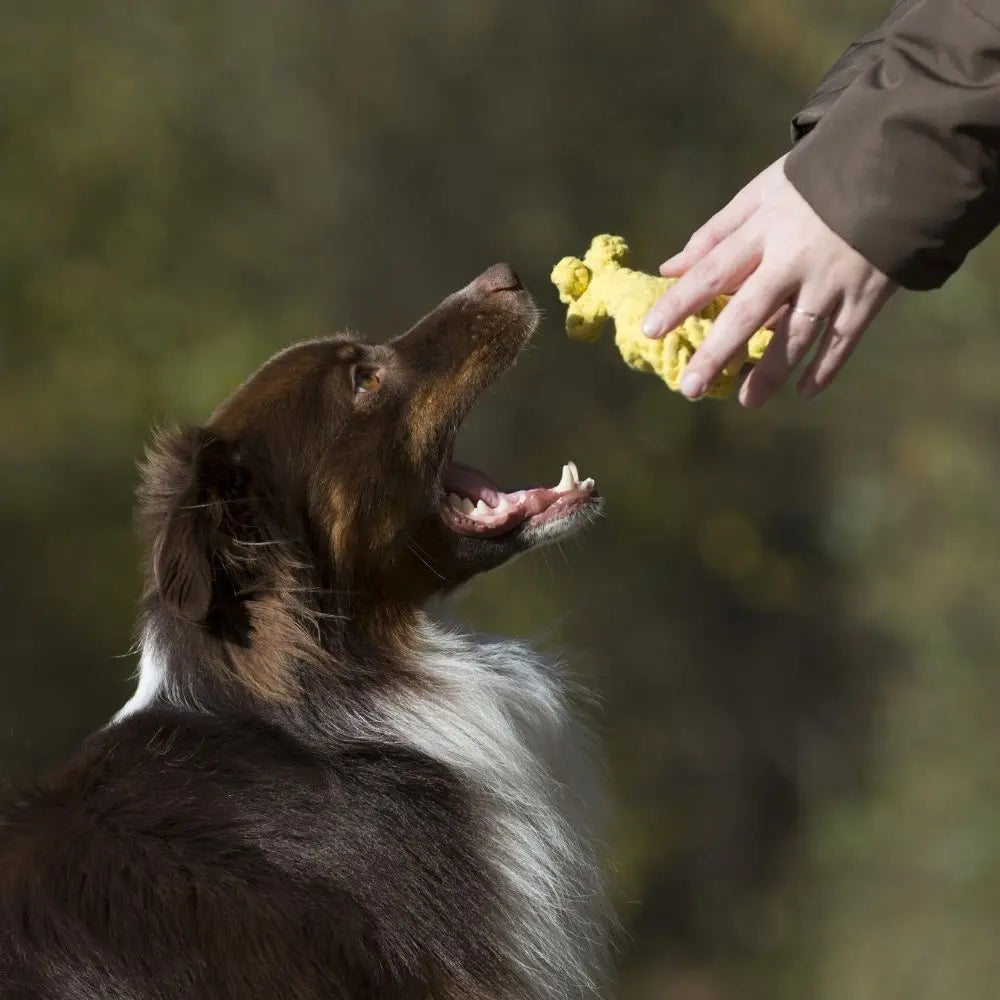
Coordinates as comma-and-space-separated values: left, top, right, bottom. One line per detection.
551, 234, 772, 399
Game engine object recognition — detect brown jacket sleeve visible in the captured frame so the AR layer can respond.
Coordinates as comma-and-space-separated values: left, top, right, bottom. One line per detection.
790, 0, 918, 141
784, 0, 1000, 290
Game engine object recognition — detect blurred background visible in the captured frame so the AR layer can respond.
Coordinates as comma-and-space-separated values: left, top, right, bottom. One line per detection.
3, 1, 1000, 997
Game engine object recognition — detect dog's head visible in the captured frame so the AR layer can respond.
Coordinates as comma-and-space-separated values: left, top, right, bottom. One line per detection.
141, 265, 600, 627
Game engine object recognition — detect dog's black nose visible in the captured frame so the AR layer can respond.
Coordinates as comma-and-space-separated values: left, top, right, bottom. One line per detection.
474, 263, 523, 295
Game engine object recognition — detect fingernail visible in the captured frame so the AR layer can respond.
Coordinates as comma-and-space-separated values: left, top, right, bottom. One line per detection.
680, 371, 705, 398
799, 379, 819, 400
642, 315, 662, 338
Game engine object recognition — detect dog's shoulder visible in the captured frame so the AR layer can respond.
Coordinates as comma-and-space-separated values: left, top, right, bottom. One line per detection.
1, 706, 481, 878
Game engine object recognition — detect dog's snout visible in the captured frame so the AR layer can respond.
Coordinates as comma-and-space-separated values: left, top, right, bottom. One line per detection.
473, 263, 523, 295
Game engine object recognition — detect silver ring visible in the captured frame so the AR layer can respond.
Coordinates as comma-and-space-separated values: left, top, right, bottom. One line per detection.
790, 306, 831, 329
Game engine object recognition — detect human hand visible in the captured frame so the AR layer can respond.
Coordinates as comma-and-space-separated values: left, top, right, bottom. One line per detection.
642, 155, 897, 406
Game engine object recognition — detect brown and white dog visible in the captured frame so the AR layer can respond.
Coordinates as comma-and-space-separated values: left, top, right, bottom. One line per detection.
0, 264, 611, 1000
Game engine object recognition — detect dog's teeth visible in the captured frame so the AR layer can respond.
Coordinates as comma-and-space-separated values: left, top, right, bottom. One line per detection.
474, 500, 490, 516
461, 498, 475, 514
580, 477, 595, 489
448, 493, 464, 508
556, 463, 575, 492
567, 460, 580, 484
495, 496, 511, 513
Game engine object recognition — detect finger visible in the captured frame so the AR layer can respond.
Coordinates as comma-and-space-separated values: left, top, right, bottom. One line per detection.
738, 293, 842, 408
643, 230, 761, 339
678, 267, 795, 400
659, 186, 763, 277
797, 284, 896, 397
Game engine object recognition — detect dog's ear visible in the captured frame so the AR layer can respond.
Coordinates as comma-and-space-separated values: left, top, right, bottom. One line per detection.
140, 426, 247, 622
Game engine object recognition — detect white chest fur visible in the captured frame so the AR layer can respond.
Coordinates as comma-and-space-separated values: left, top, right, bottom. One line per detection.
381, 621, 608, 999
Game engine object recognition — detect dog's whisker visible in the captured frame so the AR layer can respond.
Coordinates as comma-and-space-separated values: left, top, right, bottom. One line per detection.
402, 535, 447, 582
174, 497, 253, 511
232, 538, 298, 548
554, 541, 572, 569
539, 546, 554, 578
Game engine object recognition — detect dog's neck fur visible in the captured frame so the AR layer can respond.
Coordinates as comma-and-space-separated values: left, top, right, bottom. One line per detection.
115, 599, 610, 1000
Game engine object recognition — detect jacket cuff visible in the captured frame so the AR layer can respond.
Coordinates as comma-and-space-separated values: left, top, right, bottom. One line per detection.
785, 0, 1000, 290
790, 38, 883, 143
789, 0, 922, 143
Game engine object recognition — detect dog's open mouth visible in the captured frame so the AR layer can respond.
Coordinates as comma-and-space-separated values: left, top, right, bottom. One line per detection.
440, 459, 597, 537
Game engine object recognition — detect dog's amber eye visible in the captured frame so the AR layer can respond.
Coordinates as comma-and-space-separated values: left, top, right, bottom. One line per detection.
353, 368, 381, 394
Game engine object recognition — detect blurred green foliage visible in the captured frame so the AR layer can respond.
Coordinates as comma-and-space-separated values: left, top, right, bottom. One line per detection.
3, 2, 1000, 997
